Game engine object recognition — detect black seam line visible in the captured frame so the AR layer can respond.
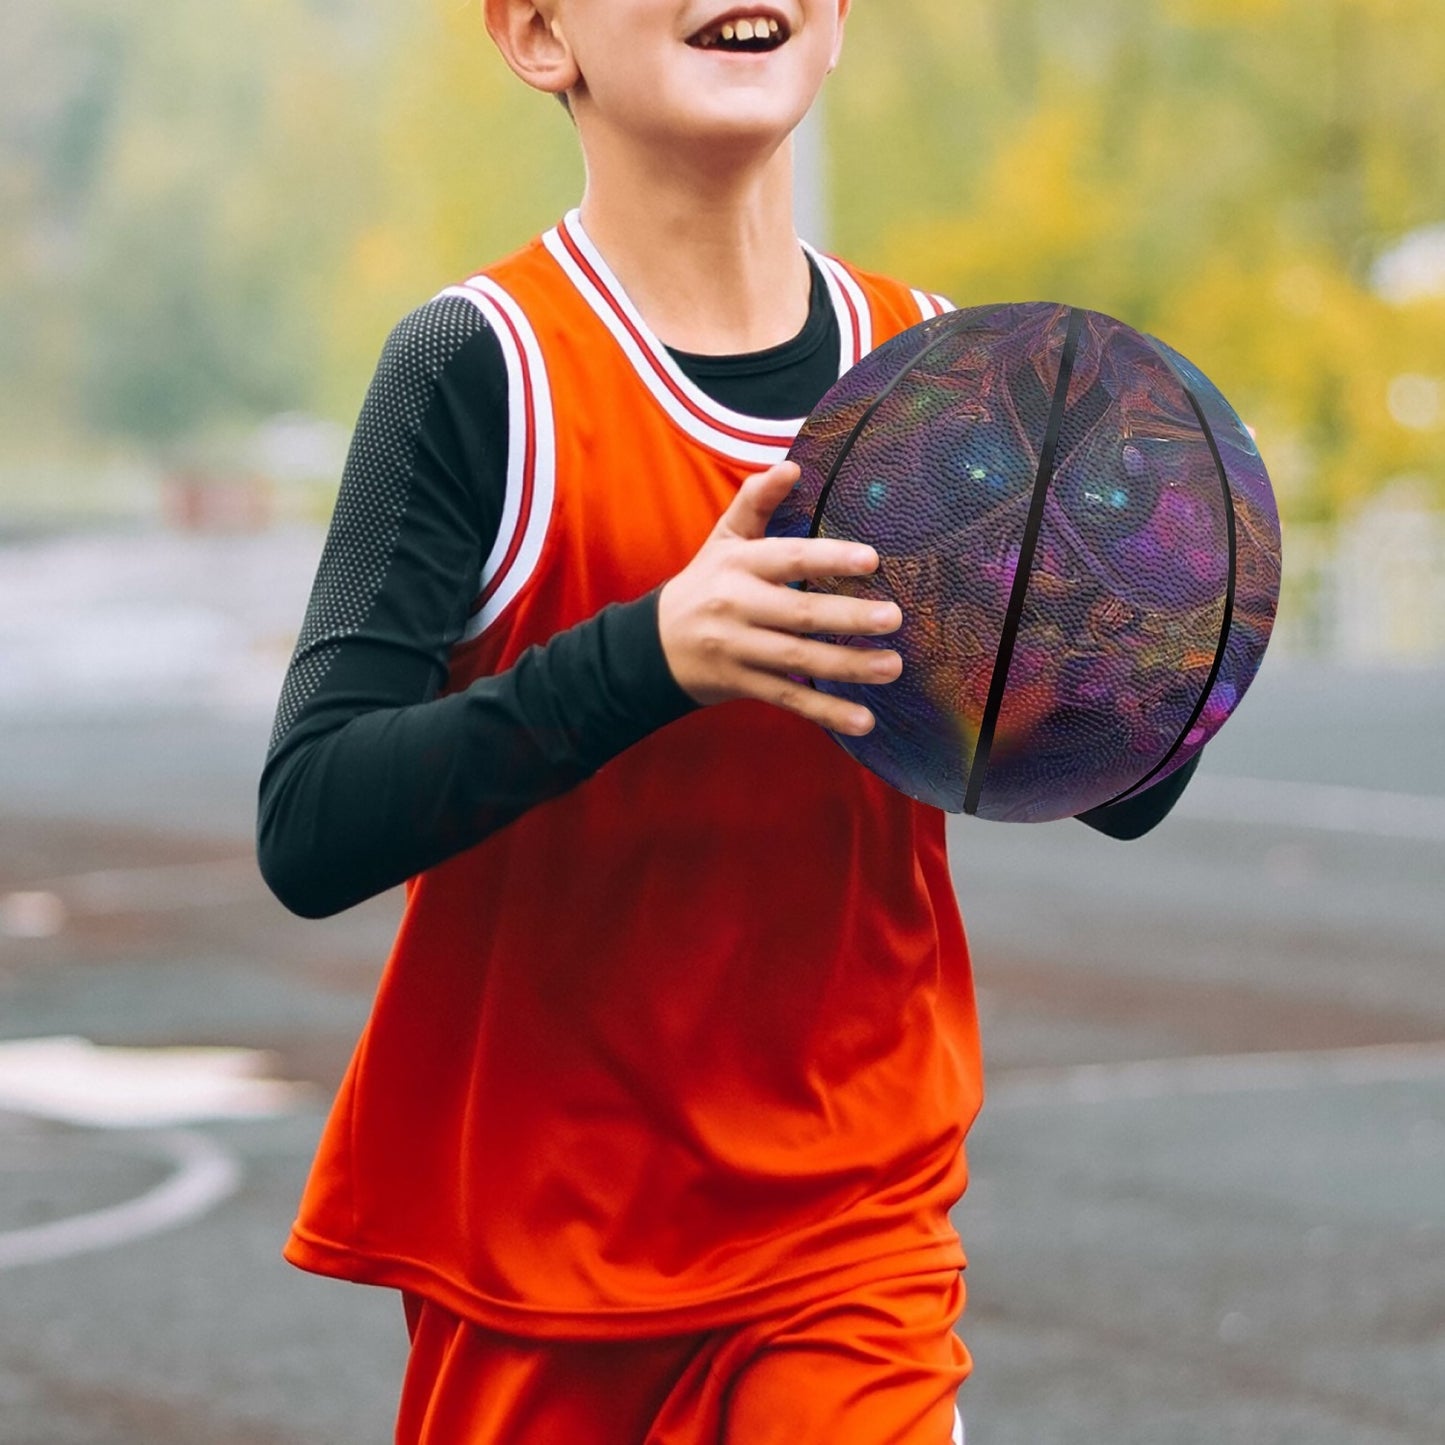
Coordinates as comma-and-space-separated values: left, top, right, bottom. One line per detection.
964, 306, 1085, 816
798, 321, 968, 702
806, 321, 964, 543
1095, 356, 1237, 808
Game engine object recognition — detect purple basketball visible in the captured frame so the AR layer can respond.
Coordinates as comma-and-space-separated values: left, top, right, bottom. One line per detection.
768, 302, 1282, 821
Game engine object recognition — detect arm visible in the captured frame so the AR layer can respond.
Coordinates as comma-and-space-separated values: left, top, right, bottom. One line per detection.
1074, 751, 1202, 840
259, 301, 908, 920
257, 298, 695, 919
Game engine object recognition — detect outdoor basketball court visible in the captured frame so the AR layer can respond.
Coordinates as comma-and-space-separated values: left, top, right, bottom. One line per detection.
1, 527, 1441, 1443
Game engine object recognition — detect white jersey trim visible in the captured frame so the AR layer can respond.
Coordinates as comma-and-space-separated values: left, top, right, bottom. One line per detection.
806, 245, 873, 371
544, 211, 878, 467
437, 278, 558, 643
912, 289, 958, 321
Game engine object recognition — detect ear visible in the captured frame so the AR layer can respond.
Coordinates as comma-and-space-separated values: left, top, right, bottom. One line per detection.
482, 0, 578, 100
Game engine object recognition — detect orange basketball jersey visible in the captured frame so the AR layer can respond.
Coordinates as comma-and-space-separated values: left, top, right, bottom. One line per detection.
284, 212, 985, 1338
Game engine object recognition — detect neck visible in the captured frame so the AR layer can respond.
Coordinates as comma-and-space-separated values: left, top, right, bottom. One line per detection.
575, 131, 812, 356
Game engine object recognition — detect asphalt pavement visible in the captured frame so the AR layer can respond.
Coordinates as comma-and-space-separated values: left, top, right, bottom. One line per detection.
1, 525, 1441, 1443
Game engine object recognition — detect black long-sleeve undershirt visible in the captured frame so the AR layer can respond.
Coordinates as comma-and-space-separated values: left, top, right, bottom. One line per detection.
257, 264, 1195, 920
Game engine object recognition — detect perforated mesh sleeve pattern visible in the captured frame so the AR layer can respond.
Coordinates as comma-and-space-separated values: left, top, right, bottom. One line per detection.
258, 270, 1197, 921
267, 295, 491, 754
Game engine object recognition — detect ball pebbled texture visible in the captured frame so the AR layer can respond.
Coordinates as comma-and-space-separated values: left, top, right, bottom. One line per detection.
767, 303, 1282, 821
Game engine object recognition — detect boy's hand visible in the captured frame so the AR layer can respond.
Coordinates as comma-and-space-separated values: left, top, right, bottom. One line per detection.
658, 462, 904, 737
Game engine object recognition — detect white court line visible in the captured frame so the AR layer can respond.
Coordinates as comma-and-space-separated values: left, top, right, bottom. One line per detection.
988, 1041, 1445, 1111
0, 1127, 240, 1271
3, 772, 1441, 928
0, 1036, 313, 1128
53, 857, 260, 911
1, 1045, 1438, 1273
1179, 774, 1445, 842
1, 857, 260, 931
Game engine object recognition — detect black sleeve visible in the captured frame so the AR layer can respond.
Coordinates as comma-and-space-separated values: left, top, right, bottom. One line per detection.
1074, 751, 1202, 840
256, 296, 696, 920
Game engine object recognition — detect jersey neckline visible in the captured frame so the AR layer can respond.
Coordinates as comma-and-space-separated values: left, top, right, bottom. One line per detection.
542, 209, 872, 467
663, 254, 833, 378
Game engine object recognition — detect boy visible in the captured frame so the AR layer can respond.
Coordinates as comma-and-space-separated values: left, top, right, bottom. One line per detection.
258, 2, 1197, 1439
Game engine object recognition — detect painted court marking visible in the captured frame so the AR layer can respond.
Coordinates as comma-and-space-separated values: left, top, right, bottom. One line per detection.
0, 1128, 239, 1272
3, 776, 1441, 934
0, 1038, 307, 1272
1, 1041, 1439, 1272
988, 1040, 1445, 1111
1179, 774, 1445, 843
0, 1036, 313, 1128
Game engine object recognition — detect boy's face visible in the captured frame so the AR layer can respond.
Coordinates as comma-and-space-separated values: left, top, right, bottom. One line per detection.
515, 1, 851, 151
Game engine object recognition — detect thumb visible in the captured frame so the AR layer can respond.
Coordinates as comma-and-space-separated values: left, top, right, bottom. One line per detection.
718, 461, 801, 541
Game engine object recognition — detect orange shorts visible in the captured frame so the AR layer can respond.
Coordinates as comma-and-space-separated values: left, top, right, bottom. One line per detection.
396, 1270, 969, 1445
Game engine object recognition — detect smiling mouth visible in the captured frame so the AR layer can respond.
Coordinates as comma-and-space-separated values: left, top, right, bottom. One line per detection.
687, 14, 790, 52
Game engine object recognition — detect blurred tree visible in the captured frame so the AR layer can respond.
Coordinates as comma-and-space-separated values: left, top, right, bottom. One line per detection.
831, 0, 1445, 522
74, 0, 389, 448
0, 0, 127, 447
318, 0, 582, 416
1, 0, 1440, 531
3, 0, 389, 453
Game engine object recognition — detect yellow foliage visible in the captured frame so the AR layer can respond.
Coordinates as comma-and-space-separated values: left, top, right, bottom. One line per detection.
878, 101, 1128, 310
320, 0, 583, 406
832, 0, 1445, 528
1163, 0, 1287, 26
1154, 249, 1445, 518
8, 0, 1441, 530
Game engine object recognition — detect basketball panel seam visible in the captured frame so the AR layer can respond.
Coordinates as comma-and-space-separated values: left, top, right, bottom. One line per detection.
1095, 337, 1240, 808
962, 307, 1084, 815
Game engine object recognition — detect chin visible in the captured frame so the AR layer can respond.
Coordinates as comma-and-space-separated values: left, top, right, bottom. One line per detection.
661, 92, 812, 151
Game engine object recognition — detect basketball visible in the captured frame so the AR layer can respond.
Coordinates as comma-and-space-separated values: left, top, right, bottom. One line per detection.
767, 302, 1282, 821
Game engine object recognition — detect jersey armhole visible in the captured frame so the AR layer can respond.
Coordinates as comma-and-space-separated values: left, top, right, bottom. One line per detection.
437, 278, 558, 645
910, 289, 958, 321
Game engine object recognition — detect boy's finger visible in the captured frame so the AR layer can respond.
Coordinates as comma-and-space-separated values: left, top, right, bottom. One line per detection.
747, 535, 883, 587
718, 462, 802, 540
750, 586, 903, 638
742, 634, 904, 688
761, 676, 876, 737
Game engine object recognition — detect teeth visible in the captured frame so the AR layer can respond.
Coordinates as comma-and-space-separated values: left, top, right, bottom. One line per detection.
696, 15, 785, 48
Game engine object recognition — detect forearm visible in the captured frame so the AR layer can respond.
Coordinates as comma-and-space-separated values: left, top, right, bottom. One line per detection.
256, 295, 695, 918
1075, 751, 1202, 840
258, 592, 695, 918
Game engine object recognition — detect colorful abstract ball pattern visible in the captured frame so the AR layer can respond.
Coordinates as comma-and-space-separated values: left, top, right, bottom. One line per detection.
767, 302, 1282, 821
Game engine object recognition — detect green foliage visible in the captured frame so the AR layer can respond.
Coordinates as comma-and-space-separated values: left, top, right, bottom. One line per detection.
3, 0, 1441, 528
831, 0, 1445, 522
3, 0, 390, 448
317, 2, 582, 416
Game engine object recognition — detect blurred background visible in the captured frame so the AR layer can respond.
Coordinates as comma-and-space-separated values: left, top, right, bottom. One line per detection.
1, 1, 1442, 1442
5, 0, 1445, 649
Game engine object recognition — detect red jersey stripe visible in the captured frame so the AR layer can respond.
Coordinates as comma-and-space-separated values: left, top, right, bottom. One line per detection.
556, 218, 787, 450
